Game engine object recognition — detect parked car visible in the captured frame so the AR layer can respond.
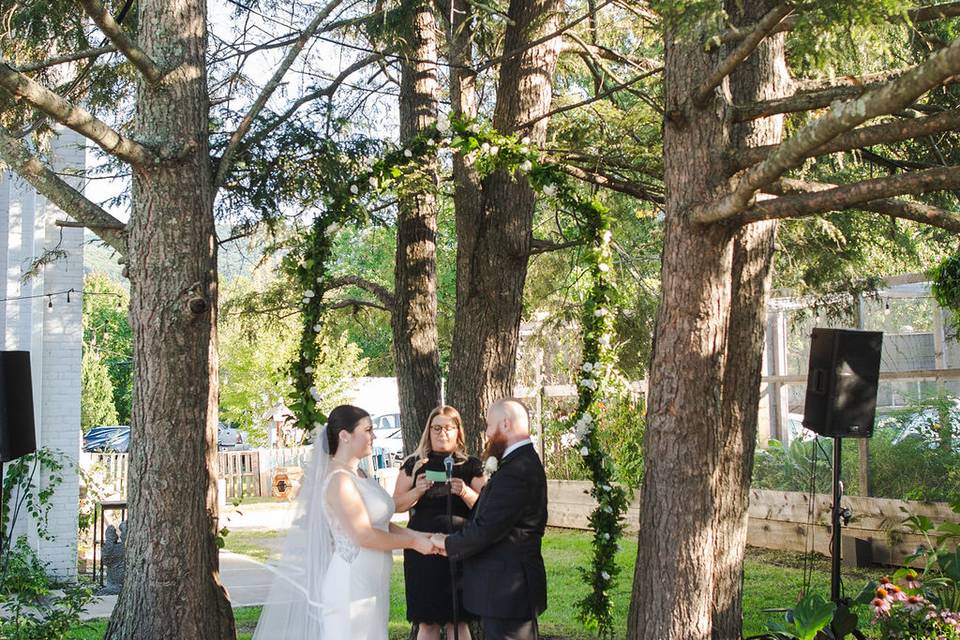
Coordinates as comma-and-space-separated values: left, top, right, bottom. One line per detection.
218, 422, 246, 450
83, 426, 130, 453
373, 416, 404, 465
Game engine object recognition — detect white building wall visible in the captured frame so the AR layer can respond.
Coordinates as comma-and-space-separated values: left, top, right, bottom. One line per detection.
0, 129, 85, 579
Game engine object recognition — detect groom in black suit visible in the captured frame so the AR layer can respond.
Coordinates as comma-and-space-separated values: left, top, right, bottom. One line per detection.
431, 398, 548, 640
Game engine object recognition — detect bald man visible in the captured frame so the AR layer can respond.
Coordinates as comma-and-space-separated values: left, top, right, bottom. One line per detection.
431, 399, 548, 640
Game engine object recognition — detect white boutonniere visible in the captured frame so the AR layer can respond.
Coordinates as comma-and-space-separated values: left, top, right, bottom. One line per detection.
483, 456, 499, 477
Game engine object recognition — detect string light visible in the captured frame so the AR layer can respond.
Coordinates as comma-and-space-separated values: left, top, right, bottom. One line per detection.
0, 288, 125, 307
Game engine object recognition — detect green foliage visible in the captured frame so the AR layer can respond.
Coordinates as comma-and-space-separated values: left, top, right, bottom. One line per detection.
754, 390, 960, 503
81, 274, 132, 424
0, 538, 94, 640
932, 254, 960, 316
219, 270, 368, 444
0, 449, 65, 543
766, 592, 837, 640
80, 349, 119, 431
752, 436, 863, 496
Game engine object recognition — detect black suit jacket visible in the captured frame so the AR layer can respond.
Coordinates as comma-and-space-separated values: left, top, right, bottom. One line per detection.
444, 442, 548, 620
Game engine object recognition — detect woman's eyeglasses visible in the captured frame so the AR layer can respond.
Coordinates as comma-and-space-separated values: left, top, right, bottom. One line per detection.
430, 425, 458, 434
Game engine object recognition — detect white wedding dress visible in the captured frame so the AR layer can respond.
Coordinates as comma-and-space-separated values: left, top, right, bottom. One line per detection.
252, 438, 395, 640
319, 469, 394, 640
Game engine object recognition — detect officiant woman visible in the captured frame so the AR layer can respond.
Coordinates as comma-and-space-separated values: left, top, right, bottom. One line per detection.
393, 405, 486, 640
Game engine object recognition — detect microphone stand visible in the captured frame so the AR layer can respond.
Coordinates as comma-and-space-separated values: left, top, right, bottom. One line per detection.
444, 454, 459, 640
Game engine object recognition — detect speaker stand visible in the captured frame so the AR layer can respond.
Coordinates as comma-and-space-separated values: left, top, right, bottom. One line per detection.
830, 437, 842, 603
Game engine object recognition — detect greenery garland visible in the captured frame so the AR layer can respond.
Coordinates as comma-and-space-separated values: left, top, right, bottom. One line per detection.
287, 116, 628, 631
564, 193, 631, 637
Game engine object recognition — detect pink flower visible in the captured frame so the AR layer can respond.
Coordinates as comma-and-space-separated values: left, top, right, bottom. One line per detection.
871, 597, 891, 619
901, 571, 922, 590
904, 595, 925, 612
876, 586, 892, 602
888, 584, 908, 602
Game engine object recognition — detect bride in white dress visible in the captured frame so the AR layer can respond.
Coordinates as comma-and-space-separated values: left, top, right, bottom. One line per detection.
253, 405, 436, 640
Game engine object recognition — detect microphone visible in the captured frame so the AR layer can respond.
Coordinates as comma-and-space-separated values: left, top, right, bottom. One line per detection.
443, 454, 454, 481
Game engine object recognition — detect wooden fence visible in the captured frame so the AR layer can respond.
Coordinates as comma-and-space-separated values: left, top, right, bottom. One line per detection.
547, 480, 956, 566
81, 447, 321, 501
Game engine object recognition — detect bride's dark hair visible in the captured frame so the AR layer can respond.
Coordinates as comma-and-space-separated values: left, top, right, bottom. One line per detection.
326, 405, 371, 455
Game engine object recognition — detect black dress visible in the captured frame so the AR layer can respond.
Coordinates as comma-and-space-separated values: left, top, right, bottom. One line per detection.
402, 452, 484, 625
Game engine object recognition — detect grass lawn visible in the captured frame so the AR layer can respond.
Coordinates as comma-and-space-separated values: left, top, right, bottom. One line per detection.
70, 529, 888, 639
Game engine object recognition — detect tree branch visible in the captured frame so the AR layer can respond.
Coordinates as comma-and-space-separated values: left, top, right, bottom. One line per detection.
19, 45, 117, 73
323, 275, 395, 309
693, 3, 794, 107
238, 52, 383, 153
475, 0, 615, 73
692, 35, 960, 224
529, 238, 584, 255
733, 69, 916, 121
555, 162, 665, 204
214, 0, 345, 188
719, 1, 960, 45
327, 298, 391, 313
560, 38, 661, 73
0, 62, 157, 166
0, 127, 126, 254
518, 66, 663, 130
77, 0, 164, 83
732, 108, 960, 169
742, 170, 960, 231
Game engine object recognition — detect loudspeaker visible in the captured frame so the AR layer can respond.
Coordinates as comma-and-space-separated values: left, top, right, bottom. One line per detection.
802, 328, 883, 438
0, 351, 37, 462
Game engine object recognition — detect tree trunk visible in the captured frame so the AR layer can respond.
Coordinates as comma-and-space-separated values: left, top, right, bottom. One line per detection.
395, 0, 443, 452
710, 4, 788, 638
104, 0, 235, 638
628, 6, 789, 638
446, 0, 563, 451
627, 20, 738, 640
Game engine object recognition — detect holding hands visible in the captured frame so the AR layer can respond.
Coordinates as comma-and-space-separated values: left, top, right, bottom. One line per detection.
410, 530, 447, 556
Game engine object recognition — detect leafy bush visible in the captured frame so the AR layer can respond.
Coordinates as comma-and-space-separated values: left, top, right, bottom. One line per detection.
544, 393, 645, 490
752, 424, 960, 503
0, 538, 94, 640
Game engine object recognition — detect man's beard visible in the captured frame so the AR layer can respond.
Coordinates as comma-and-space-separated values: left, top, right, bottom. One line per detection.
482, 431, 508, 461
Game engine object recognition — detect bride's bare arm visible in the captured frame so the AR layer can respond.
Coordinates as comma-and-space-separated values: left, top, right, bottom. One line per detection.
326, 473, 433, 554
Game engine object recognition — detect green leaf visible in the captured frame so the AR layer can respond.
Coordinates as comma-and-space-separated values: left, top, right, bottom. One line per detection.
791, 594, 836, 640
852, 581, 877, 605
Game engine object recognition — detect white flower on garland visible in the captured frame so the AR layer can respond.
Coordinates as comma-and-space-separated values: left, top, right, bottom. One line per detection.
304, 366, 314, 374
309, 386, 322, 401
303, 289, 315, 298
437, 114, 451, 134
468, 122, 480, 133
603, 533, 611, 540
521, 136, 531, 145
313, 324, 322, 333
542, 183, 557, 197
481, 142, 490, 153
519, 159, 533, 173
560, 431, 580, 449
580, 446, 590, 457
368, 176, 379, 189
601, 571, 610, 581
598, 334, 612, 348
349, 184, 359, 195
594, 308, 608, 317
579, 378, 597, 390
403, 148, 413, 158
489, 145, 500, 156
598, 262, 610, 273
602, 230, 612, 244
325, 222, 341, 235
582, 362, 594, 373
